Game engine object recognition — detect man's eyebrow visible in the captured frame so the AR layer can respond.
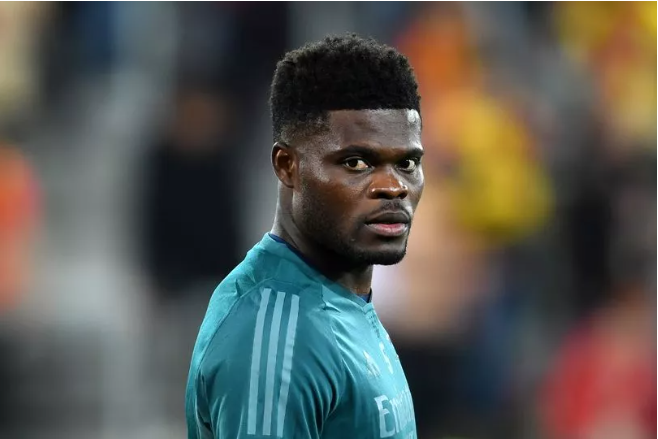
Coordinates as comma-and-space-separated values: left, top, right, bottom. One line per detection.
335, 145, 425, 158
337, 145, 379, 157
407, 147, 424, 157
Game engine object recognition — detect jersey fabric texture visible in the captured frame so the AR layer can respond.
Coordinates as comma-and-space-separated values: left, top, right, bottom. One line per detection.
186, 233, 417, 439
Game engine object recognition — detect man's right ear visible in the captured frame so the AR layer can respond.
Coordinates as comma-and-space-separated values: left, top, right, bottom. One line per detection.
271, 142, 296, 189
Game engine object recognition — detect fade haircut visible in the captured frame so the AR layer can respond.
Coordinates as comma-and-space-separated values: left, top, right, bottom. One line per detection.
269, 34, 421, 143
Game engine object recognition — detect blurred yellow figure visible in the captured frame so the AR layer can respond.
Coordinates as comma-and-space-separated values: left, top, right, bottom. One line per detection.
555, 1, 657, 151
429, 91, 553, 245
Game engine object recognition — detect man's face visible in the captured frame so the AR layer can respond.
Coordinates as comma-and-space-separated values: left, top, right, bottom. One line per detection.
293, 109, 424, 266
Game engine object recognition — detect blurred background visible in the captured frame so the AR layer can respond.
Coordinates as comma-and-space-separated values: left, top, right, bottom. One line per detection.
0, 2, 655, 439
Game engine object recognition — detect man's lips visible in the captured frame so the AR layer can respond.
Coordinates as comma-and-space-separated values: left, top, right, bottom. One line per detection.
364, 211, 411, 237
365, 211, 410, 225
365, 223, 409, 237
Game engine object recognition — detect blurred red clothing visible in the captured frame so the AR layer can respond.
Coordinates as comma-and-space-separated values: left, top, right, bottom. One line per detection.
0, 145, 40, 310
540, 295, 656, 439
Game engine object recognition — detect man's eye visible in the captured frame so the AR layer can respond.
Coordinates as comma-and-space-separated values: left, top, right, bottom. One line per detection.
399, 158, 420, 172
343, 158, 370, 171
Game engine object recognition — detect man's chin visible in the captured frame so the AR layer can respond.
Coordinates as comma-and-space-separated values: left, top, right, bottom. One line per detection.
350, 247, 407, 266
370, 252, 406, 266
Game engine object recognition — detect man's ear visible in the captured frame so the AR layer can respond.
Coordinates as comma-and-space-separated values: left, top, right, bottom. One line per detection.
271, 142, 297, 189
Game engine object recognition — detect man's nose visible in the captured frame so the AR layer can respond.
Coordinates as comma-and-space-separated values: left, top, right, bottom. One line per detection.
367, 170, 408, 200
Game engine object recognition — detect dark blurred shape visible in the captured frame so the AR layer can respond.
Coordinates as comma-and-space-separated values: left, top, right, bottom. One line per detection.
141, 85, 241, 300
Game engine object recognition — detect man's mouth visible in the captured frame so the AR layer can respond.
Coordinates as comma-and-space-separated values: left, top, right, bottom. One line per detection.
365, 223, 409, 237
364, 211, 411, 237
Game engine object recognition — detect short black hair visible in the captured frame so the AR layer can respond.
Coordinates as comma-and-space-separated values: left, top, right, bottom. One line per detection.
269, 34, 421, 143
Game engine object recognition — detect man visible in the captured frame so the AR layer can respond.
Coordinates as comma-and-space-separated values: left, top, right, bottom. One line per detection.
186, 34, 424, 439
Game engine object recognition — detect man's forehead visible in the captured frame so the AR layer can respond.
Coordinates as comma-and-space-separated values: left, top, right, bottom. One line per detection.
328, 108, 420, 127
326, 109, 421, 146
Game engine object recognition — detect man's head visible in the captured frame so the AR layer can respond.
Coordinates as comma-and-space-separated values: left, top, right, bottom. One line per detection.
270, 35, 424, 267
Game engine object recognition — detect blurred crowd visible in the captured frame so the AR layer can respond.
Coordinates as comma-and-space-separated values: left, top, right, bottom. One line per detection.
0, 3, 654, 439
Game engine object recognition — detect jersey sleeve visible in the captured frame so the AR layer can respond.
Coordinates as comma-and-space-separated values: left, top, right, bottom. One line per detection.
194, 286, 345, 439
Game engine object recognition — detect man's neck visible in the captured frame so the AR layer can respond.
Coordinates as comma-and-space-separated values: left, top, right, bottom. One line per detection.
271, 217, 373, 296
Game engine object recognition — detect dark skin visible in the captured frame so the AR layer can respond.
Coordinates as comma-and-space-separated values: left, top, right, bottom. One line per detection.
271, 109, 424, 296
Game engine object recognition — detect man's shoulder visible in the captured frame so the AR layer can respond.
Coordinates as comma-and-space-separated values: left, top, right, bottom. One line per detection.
217, 241, 318, 295
190, 283, 347, 438
212, 258, 327, 325
210, 237, 329, 320
209, 279, 331, 340
198, 281, 339, 376
194, 241, 343, 376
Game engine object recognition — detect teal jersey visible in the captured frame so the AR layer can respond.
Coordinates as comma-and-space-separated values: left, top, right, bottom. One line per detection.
186, 234, 417, 439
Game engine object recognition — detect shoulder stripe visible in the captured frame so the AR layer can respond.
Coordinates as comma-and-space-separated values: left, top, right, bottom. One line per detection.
262, 291, 287, 435
276, 294, 300, 437
247, 288, 272, 435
